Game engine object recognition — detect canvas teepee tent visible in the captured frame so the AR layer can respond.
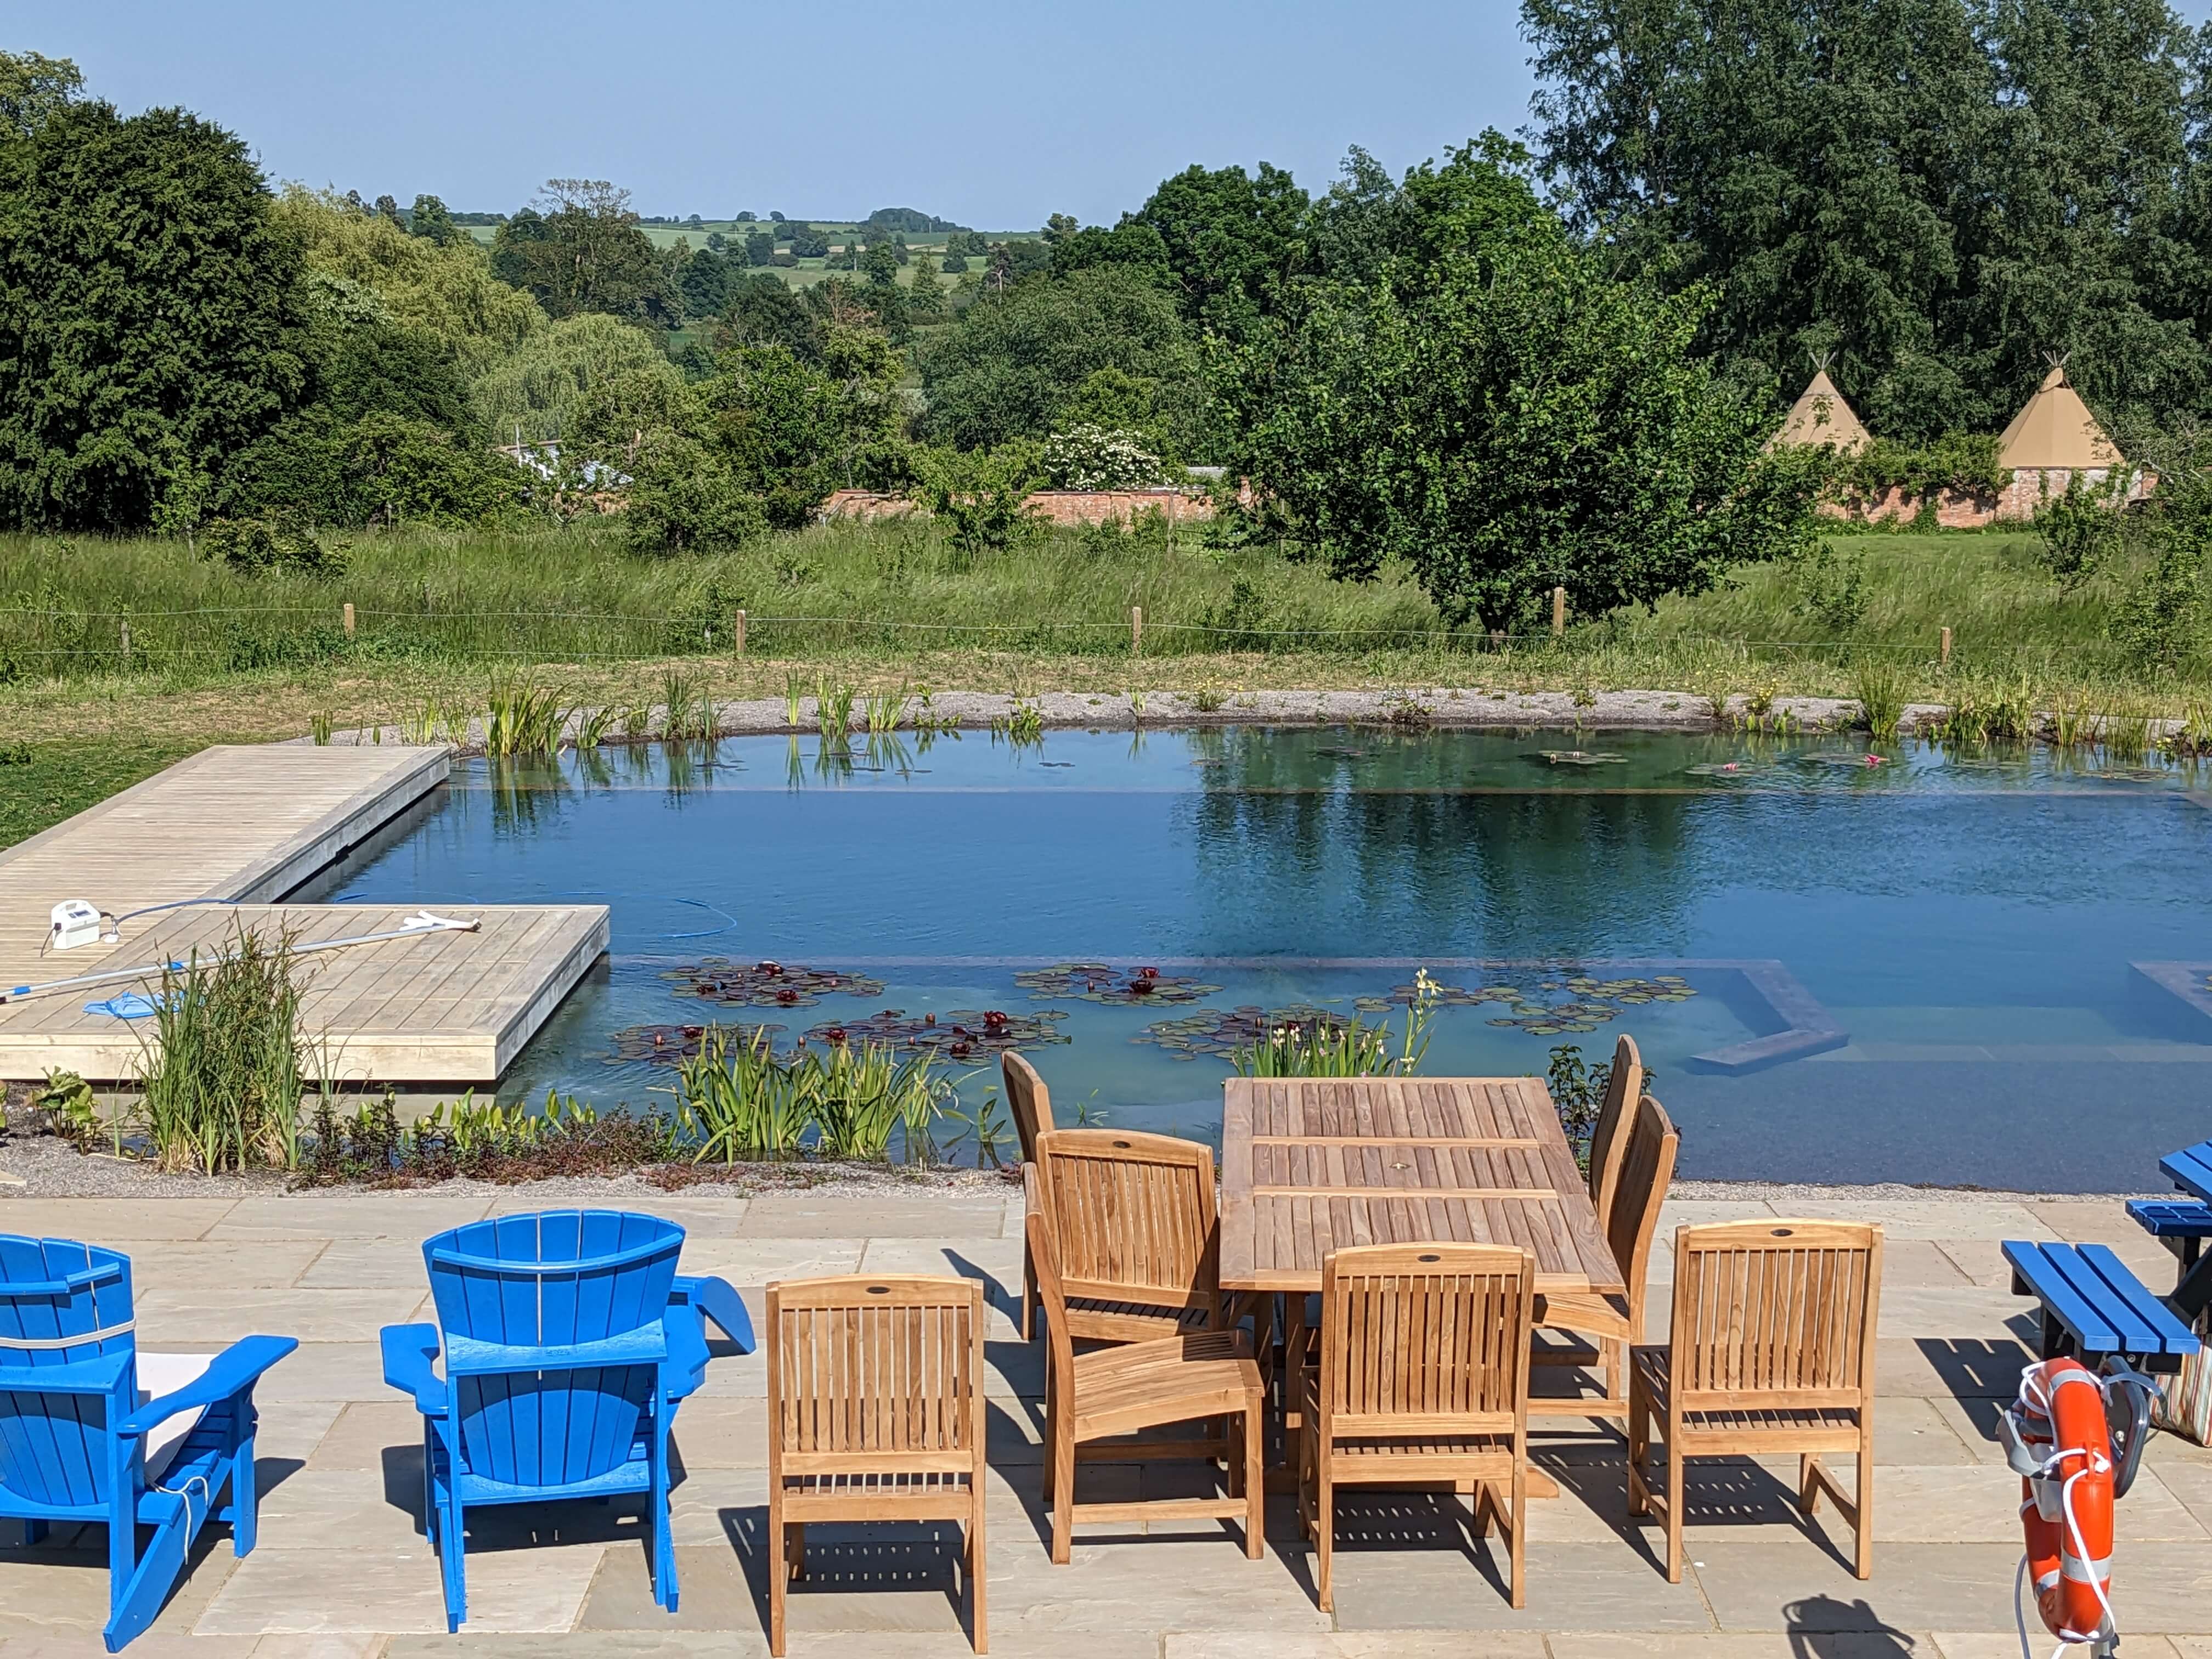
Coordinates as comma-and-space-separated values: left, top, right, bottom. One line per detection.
1768, 359, 1871, 454
1996, 360, 2123, 470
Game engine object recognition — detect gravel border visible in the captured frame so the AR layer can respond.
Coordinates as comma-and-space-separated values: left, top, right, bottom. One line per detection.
0, 1132, 2148, 1205
308, 686, 1943, 750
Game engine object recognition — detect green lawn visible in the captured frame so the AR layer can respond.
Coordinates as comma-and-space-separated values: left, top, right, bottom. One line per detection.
0, 737, 201, 850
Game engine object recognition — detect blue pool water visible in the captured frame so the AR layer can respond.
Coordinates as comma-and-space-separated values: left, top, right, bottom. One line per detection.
321, 725, 2212, 1192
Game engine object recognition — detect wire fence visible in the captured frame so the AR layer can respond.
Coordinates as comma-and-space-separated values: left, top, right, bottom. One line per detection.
0, 600, 2152, 680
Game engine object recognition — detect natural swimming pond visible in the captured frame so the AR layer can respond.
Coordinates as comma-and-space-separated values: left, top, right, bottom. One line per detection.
320, 725, 2212, 1192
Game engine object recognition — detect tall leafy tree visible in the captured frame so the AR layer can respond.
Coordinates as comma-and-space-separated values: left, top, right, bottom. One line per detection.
491, 179, 678, 326
1522, 0, 2212, 437
1126, 162, 1312, 342
0, 89, 310, 529
916, 267, 1201, 450
1220, 140, 1820, 628
409, 193, 458, 246
0, 48, 82, 136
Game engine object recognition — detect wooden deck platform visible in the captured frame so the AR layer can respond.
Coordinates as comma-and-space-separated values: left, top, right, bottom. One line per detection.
0, 746, 608, 1084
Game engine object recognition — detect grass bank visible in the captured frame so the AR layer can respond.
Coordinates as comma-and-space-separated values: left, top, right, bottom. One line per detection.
3, 517, 2203, 845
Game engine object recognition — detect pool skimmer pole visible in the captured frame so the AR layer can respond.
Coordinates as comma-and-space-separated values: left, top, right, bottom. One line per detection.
3, 911, 481, 1003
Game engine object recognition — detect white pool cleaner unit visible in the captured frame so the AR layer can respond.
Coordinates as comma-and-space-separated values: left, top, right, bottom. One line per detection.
48, 900, 105, 950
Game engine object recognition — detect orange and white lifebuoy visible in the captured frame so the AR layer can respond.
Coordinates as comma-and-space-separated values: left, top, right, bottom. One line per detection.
2010, 1358, 2117, 1649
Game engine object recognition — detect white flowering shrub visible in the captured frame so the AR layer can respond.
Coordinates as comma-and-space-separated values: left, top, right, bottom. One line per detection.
1041, 425, 1164, 491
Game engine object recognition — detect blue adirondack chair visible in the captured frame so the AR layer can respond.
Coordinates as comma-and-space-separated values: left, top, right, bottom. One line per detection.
380, 1209, 755, 1632
0, 1233, 296, 1653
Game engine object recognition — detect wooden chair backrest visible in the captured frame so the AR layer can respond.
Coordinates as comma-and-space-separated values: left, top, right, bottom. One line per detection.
1667, 1220, 1882, 1412
0, 1234, 137, 1506
1023, 1196, 1079, 1413
1034, 1128, 1219, 1321
1001, 1051, 1056, 1168
1607, 1093, 1678, 1331
423, 1210, 685, 1487
767, 1274, 985, 1478
1587, 1032, 1645, 1218
1317, 1243, 1535, 1439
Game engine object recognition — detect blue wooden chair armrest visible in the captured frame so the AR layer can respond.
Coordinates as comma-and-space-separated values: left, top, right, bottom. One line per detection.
115, 1335, 297, 1440
672, 1274, 755, 1353
0, 1349, 132, 1397
664, 1299, 710, 1401
381, 1323, 447, 1415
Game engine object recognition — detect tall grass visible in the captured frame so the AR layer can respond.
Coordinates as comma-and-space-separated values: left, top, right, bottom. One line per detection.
139, 927, 307, 1173
1228, 973, 1439, 1078
482, 676, 567, 756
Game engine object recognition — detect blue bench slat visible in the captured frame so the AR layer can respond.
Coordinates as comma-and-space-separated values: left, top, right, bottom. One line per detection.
2045, 1246, 2162, 1351
2005, 1241, 2124, 1352
2077, 1243, 2202, 1359
2127, 1198, 2212, 1238
2160, 1140, 2212, 1201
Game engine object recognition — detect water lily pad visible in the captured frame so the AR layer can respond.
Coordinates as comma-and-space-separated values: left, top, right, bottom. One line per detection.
1531, 750, 1628, 766
664, 960, 885, 1008
603, 1022, 785, 1064
804, 1007, 1069, 1058
1012, 962, 1222, 1005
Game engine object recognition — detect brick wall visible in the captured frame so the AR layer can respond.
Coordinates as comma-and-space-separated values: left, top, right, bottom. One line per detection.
1820, 467, 2155, 528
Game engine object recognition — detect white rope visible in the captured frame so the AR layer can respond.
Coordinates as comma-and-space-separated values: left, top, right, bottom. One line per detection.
0, 1319, 135, 1350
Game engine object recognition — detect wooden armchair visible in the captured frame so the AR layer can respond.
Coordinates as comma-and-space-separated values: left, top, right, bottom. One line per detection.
1298, 1244, 1537, 1612
1531, 1093, 1678, 1426
1033, 1128, 1222, 1344
1025, 1200, 1266, 1565
1002, 1052, 1056, 1340
1585, 1033, 1645, 1222
1629, 1220, 1883, 1582
765, 1276, 988, 1655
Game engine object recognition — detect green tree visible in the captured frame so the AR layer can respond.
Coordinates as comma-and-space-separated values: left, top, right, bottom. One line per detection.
1220, 146, 1820, 629
471, 311, 670, 442
1522, 0, 2212, 438
906, 255, 946, 320
409, 193, 458, 246
623, 433, 764, 552
1126, 161, 1311, 342
490, 179, 677, 326
715, 272, 827, 364
744, 228, 776, 266
0, 48, 83, 136
917, 267, 1201, 450
700, 328, 905, 526
0, 95, 311, 529
862, 240, 900, 287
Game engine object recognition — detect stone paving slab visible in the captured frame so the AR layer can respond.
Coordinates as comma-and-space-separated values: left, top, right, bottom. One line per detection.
0, 1183, 2207, 1657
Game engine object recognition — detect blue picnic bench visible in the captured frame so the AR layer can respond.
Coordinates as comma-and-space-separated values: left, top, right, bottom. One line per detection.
2002, 1239, 2201, 1373
2150, 1137, 2212, 1325
2003, 1135, 2212, 1374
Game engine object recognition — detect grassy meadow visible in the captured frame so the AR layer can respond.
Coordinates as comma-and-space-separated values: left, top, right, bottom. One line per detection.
0, 515, 2199, 845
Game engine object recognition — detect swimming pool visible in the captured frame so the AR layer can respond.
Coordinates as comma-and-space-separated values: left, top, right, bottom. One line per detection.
321, 725, 2212, 1192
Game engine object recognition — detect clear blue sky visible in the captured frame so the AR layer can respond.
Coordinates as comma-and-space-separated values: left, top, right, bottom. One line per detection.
14, 1, 1547, 228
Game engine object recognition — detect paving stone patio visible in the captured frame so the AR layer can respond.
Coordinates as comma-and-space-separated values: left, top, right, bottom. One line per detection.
2, 1184, 2208, 1658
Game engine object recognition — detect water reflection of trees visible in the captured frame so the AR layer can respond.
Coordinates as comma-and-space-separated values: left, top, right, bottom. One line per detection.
1182, 729, 1708, 958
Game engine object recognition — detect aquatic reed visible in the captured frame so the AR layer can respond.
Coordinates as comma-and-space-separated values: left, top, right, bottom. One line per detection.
482, 676, 568, 757
139, 926, 307, 1174
1849, 656, 1909, 742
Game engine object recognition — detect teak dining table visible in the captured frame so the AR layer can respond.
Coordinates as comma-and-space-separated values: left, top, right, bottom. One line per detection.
1218, 1075, 1626, 1496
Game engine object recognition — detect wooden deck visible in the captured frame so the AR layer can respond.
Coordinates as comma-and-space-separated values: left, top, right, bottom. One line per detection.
0, 746, 608, 1084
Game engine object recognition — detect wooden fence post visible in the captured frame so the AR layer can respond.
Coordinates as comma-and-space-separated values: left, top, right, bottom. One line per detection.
119, 622, 131, 667
1131, 606, 1143, 654
342, 602, 356, 638
1940, 624, 1952, 667
1551, 586, 1566, 637
733, 609, 747, 657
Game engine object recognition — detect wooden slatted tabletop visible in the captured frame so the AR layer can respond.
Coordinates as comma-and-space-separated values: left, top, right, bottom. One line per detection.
1219, 1076, 1624, 1297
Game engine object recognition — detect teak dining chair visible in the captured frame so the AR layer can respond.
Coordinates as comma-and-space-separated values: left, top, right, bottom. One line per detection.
1298, 1243, 1538, 1612
765, 1276, 988, 1656
1585, 1034, 1646, 1224
1628, 1219, 1883, 1582
1026, 1201, 1266, 1565
1032, 1128, 1222, 1344
1532, 1093, 1679, 1425
1001, 1052, 1056, 1340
